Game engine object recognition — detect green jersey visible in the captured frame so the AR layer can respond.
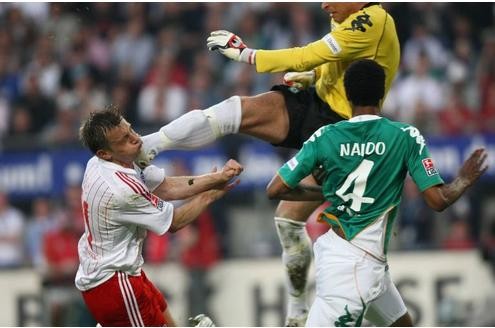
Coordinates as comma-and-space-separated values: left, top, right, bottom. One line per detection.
278, 115, 444, 260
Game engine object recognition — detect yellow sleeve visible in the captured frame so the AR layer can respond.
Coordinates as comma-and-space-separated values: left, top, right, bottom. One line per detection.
255, 7, 386, 73
255, 39, 339, 73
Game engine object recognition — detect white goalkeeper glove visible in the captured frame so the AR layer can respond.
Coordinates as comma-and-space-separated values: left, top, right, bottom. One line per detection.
283, 71, 316, 90
207, 30, 256, 64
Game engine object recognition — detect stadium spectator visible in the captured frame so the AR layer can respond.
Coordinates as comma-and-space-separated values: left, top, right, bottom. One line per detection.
40, 99, 79, 147
437, 84, 477, 136
441, 218, 476, 250
111, 15, 154, 83
17, 72, 56, 135
178, 209, 221, 321
24, 197, 57, 269
137, 51, 188, 127
0, 191, 26, 268
398, 177, 436, 249
384, 51, 445, 133
4, 103, 36, 149
402, 20, 449, 74
41, 206, 89, 326
23, 35, 61, 98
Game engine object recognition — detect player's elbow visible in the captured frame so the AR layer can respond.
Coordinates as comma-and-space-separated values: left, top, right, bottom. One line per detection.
266, 175, 289, 200
425, 198, 448, 212
168, 224, 179, 233
266, 186, 282, 200
423, 187, 449, 212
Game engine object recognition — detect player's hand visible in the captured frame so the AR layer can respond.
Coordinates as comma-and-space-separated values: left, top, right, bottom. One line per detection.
283, 71, 316, 90
207, 30, 255, 64
459, 148, 489, 187
219, 159, 244, 182
204, 178, 241, 203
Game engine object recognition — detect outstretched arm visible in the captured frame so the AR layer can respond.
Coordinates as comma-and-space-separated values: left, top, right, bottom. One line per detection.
169, 179, 239, 233
267, 174, 324, 202
153, 159, 243, 201
422, 148, 488, 211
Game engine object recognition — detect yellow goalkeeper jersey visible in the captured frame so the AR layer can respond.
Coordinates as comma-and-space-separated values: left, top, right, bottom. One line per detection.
255, 3, 400, 119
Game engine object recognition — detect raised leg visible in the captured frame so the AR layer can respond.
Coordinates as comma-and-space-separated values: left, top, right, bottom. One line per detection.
137, 92, 289, 166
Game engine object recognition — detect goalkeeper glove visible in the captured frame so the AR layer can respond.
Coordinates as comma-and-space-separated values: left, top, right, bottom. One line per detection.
283, 71, 316, 90
207, 30, 256, 64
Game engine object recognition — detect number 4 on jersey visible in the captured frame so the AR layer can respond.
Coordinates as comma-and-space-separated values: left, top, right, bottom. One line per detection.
335, 159, 375, 211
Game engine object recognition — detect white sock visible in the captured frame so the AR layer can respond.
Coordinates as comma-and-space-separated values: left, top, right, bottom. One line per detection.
147, 96, 242, 152
275, 217, 312, 319
137, 96, 242, 167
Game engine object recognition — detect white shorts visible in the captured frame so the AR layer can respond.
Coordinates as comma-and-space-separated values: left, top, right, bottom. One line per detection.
306, 230, 407, 327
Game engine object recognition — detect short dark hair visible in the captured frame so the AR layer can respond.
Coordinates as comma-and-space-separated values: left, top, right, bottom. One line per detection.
79, 106, 123, 154
344, 59, 385, 107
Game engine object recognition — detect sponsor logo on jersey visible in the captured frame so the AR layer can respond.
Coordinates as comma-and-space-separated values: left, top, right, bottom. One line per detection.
422, 158, 438, 176
401, 126, 426, 155
343, 13, 373, 32
287, 157, 299, 171
335, 305, 354, 327
323, 33, 342, 54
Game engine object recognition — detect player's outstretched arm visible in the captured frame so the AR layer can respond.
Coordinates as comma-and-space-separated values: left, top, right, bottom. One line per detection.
169, 177, 240, 233
266, 174, 324, 202
153, 159, 243, 201
422, 148, 488, 211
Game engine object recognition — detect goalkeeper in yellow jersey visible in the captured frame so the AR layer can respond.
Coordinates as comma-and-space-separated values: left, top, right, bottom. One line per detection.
138, 3, 400, 326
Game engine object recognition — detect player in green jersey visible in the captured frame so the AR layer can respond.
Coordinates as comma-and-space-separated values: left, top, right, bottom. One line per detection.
267, 59, 488, 326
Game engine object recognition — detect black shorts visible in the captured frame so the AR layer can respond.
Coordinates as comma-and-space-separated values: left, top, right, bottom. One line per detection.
271, 84, 346, 149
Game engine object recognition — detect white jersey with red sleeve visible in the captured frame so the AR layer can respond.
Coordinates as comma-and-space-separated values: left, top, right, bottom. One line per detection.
75, 156, 173, 291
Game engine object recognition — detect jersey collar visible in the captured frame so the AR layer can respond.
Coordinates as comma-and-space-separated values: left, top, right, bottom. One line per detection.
98, 157, 137, 174
348, 114, 382, 123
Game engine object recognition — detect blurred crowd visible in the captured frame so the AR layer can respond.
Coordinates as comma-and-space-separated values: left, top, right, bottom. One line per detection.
0, 2, 494, 274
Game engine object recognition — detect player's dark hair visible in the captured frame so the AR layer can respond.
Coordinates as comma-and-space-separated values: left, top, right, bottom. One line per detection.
344, 59, 385, 107
79, 106, 123, 154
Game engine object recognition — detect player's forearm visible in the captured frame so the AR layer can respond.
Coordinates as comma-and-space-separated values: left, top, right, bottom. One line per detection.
424, 178, 471, 212
169, 193, 214, 232
437, 177, 471, 211
268, 184, 324, 201
154, 174, 224, 200
424, 148, 488, 211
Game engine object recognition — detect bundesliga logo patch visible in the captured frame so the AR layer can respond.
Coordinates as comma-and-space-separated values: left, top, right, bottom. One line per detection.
422, 158, 437, 176
287, 157, 299, 171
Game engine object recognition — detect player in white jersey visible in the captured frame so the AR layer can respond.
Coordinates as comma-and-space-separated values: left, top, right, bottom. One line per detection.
267, 60, 488, 326
75, 107, 243, 327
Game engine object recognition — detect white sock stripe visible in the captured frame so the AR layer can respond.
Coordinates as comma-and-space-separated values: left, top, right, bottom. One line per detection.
123, 274, 145, 327
117, 272, 138, 327
275, 216, 307, 227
